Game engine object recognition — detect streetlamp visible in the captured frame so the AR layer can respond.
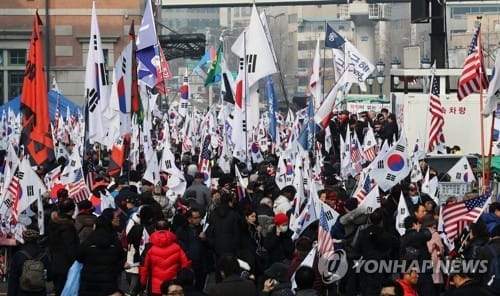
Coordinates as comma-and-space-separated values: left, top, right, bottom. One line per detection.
376, 58, 385, 73
391, 57, 401, 86
366, 74, 374, 94
421, 55, 431, 69
421, 55, 431, 92
376, 59, 385, 99
376, 71, 385, 99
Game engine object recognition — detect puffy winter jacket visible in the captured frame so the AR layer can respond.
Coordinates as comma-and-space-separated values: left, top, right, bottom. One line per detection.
139, 230, 191, 294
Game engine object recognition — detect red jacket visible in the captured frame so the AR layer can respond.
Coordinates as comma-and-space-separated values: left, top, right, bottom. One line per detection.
140, 230, 191, 294
396, 279, 418, 296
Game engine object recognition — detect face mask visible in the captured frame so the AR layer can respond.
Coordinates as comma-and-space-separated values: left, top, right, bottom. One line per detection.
411, 195, 419, 204
280, 225, 288, 232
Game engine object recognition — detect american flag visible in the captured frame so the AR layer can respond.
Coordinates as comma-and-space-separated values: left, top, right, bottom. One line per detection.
363, 125, 377, 162
54, 105, 61, 140
198, 134, 212, 186
356, 175, 372, 204
457, 25, 489, 101
7, 174, 22, 223
428, 75, 446, 153
441, 193, 491, 241
71, 169, 90, 203
318, 207, 334, 255
85, 158, 96, 191
350, 137, 363, 163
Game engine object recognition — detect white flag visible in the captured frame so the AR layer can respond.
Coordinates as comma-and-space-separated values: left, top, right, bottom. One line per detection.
84, 1, 111, 144
314, 73, 348, 128
395, 191, 409, 236
110, 42, 132, 114
410, 156, 423, 183
291, 245, 317, 291
17, 158, 47, 214
358, 185, 381, 214
178, 70, 190, 117
109, 41, 133, 139
421, 169, 439, 205
324, 125, 332, 153
101, 190, 116, 211
231, 4, 278, 87
310, 39, 323, 109
37, 193, 44, 235
369, 134, 411, 191
446, 156, 476, 183
344, 41, 375, 83
291, 182, 320, 241
483, 48, 500, 117
143, 152, 161, 186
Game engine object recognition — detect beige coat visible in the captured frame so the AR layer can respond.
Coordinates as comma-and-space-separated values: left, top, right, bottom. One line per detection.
426, 226, 444, 284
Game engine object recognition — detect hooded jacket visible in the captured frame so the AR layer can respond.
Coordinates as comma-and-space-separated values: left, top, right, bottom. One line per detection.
482, 213, 500, 234
207, 204, 241, 256
47, 211, 79, 275
140, 230, 191, 294
77, 227, 125, 296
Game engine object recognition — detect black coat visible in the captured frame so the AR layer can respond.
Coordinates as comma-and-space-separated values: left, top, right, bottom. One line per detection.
445, 279, 494, 296
356, 224, 396, 260
176, 224, 211, 273
211, 275, 257, 296
477, 237, 500, 290
263, 227, 294, 265
462, 236, 489, 260
238, 222, 263, 274
207, 204, 241, 257
379, 120, 398, 146
400, 228, 432, 262
47, 211, 79, 275
75, 212, 97, 243
7, 243, 51, 296
76, 227, 125, 296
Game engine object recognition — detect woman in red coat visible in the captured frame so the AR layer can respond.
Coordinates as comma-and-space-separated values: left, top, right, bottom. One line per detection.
140, 222, 191, 295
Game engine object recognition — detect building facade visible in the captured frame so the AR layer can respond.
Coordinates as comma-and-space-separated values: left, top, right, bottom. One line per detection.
0, 0, 144, 105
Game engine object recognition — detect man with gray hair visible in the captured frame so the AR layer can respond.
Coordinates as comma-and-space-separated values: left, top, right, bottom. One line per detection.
257, 197, 274, 236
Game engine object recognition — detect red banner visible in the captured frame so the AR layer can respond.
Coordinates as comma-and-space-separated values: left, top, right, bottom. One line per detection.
20, 11, 54, 167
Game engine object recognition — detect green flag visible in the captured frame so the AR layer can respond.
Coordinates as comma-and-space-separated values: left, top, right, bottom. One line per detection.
204, 42, 223, 87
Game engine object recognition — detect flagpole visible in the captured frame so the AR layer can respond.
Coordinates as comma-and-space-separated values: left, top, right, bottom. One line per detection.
244, 31, 249, 168
488, 111, 495, 186
260, 9, 292, 112
322, 20, 327, 100
478, 21, 486, 191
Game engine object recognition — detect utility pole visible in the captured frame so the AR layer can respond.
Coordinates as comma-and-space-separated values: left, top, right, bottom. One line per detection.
429, 0, 446, 68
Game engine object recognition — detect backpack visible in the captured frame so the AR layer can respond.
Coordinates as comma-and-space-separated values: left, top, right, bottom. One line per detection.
19, 250, 46, 292
486, 245, 500, 293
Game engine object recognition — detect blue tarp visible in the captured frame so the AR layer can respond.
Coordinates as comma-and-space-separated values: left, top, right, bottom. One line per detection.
0, 90, 83, 121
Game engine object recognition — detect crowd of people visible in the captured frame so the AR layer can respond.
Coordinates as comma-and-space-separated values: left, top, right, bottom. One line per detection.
2, 108, 500, 296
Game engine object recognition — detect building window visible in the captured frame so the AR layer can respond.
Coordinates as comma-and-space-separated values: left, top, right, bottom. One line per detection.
8, 49, 26, 65
103, 49, 109, 66
8, 71, 24, 99
0, 49, 28, 104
